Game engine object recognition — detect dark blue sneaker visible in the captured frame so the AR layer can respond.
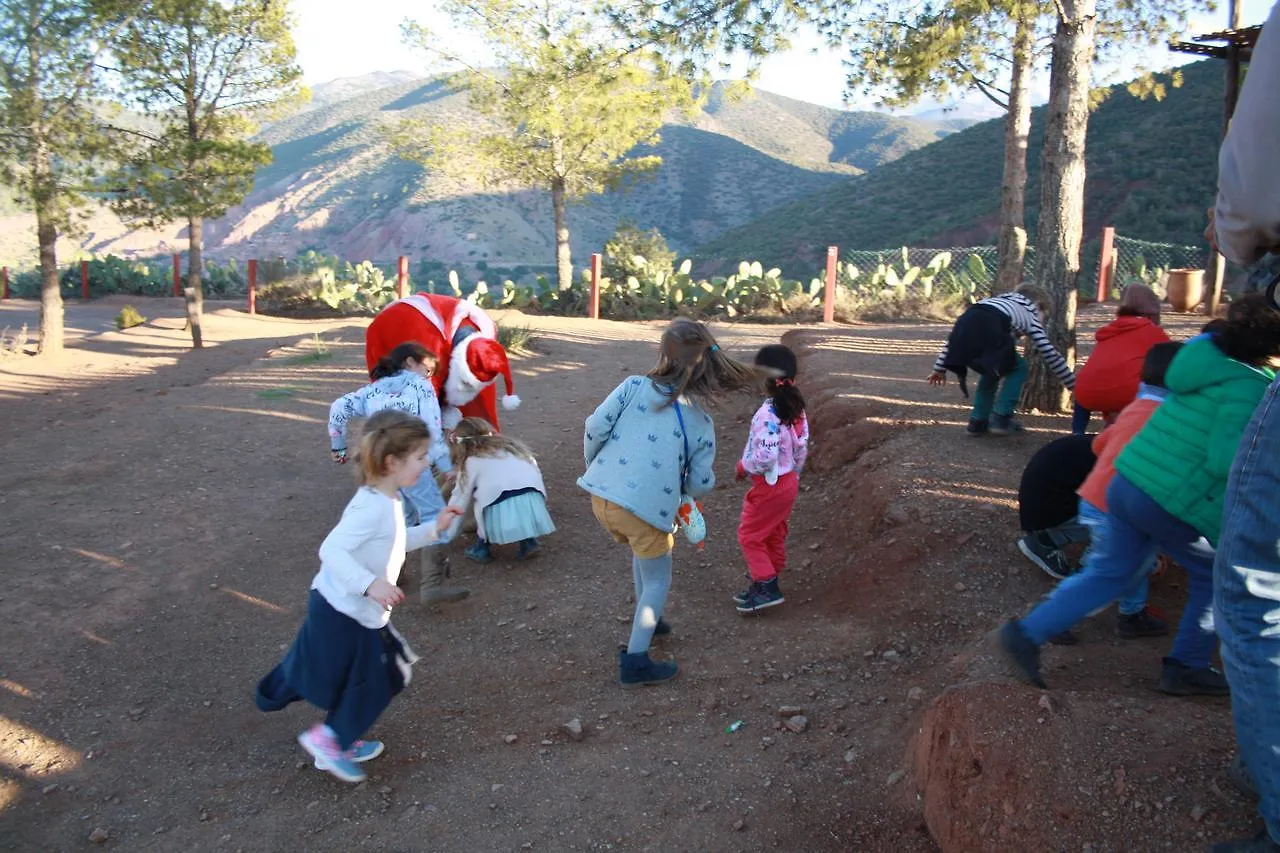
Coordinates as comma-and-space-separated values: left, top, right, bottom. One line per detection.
653, 618, 672, 636
517, 538, 540, 560
618, 649, 679, 688
736, 578, 784, 613
996, 620, 1046, 688
966, 418, 989, 436
1158, 657, 1229, 696
465, 539, 493, 564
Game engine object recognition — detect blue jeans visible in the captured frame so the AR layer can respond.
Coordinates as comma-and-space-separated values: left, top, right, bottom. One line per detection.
971, 354, 1028, 421
1106, 474, 1217, 668
1071, 402, 1091, 435
1020, 499, 1155, 644
1215, 376, 1280, 843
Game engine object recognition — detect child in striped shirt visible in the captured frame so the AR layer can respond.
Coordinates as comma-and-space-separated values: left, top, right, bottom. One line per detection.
927, 284, 1075, 436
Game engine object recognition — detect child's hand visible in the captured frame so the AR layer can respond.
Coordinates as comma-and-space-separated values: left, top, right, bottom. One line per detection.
331, 449, 348, 464
735, 460, 748, 481
435, 506, 464, 532
366, 578, 404, 609
926, 371, 947, 386
441, 470, 457, 483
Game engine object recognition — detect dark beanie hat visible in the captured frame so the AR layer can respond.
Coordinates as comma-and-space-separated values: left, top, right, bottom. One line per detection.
755, 344, 797, 379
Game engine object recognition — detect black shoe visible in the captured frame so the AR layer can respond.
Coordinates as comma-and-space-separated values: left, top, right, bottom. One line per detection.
1158, 657, 1230, 696
653, 618, 672, 637
996, 620, 1046, 688
1226, 753, 1259, 801
618, 649, 679, 688
1117, 607, 1169, 638
517, 538, 540, 560
989, 412, 1026, 436
736, 578, 785, 613
1210, 829, 1280, 852
966, 418, 989, 436
1048, 630, 1079, 646
1018, 534, 1073, 580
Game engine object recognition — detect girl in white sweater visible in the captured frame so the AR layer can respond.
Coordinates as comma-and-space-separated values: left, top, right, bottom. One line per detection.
446, 417, 555, 563
256, 410, 462, 784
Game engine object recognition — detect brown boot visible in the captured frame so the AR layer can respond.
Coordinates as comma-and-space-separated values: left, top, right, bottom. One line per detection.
419, 548, 470, 604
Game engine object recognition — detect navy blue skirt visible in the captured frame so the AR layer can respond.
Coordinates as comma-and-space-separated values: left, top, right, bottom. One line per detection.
255, 589, 409, 749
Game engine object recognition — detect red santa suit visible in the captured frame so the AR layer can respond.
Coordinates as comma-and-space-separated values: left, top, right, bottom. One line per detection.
365, 293, 520, 430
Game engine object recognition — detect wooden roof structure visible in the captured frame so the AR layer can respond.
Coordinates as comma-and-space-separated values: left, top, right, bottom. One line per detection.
1168, 25, 1262, 62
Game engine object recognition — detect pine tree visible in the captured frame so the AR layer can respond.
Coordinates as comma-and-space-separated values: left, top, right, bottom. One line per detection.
109, 0, 303, 348
390, 1, 696, 292
0, 0, 127, 355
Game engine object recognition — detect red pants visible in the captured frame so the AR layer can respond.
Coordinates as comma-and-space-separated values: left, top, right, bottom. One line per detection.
737, 471, 799, 582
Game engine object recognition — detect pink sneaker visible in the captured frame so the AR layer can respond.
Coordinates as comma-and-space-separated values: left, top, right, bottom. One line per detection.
297, 725, 365, 783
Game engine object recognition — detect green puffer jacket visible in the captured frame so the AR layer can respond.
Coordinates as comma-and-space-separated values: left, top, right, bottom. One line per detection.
1114, 336, 1274, 545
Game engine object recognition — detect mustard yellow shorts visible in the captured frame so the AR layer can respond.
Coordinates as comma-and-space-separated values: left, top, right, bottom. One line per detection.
590, 496, 674, 559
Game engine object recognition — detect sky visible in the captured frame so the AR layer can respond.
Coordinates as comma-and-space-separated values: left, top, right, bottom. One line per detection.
291, 0, 1274, 115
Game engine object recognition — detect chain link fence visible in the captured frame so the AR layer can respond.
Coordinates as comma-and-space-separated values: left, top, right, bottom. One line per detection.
1110, 236, 1209, 298
841, 245, 1039, 296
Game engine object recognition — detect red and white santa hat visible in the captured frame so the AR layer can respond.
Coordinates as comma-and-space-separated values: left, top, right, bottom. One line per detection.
445, 335, 521, 411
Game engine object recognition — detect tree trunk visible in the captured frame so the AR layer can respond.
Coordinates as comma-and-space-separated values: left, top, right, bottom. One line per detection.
35, 207, 62, 356
186, 214, 204, 348
551, 177, 573, 291
1023, 0, 1096, 413
994, 5, 1036, 295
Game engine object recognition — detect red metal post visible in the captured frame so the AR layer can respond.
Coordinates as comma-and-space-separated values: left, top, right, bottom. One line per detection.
1096, 226, 1116, 303
1, 266, 8, 300
589, 253, 602, 320
823, 246, 838, 323
80, 260, 90, 300
397, 255, 408, 298
247, 259, 257, 315
172, 253, 182, 297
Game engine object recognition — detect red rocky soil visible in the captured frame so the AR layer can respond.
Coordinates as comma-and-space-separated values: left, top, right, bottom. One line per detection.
0, 299, 1258, 852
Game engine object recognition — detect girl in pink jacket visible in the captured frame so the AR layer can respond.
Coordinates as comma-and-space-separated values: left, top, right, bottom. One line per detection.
733, 345, 810, 613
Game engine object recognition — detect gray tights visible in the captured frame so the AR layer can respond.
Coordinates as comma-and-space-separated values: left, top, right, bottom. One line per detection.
627, 552, 672, 654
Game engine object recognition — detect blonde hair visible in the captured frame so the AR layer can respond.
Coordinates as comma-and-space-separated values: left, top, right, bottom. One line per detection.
450, 417, 536, 467
647, 318, 758, 410
354, 410, 431, 484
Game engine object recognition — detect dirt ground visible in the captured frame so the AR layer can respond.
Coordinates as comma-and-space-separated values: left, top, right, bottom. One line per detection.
0, 298, 1259, 852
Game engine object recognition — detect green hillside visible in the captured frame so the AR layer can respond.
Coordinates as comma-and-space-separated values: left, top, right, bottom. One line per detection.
0, 76, 958, 268
698, 60, 1224, 275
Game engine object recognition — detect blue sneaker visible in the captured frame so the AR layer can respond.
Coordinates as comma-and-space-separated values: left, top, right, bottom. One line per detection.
465, 540, 494, 564
517, 538, 540, 560
313, 739, 384, 769
297, 725, 365, 783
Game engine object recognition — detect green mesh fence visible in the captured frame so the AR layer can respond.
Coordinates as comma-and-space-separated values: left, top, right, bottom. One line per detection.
840, 245, 1038, 296
1111, 235, 1208, 298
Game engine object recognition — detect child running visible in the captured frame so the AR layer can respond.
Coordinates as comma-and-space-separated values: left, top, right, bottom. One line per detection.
928, 284, 1075, 435
256, 410, 463, 783
445, 417, 555, 563
733, 344, 809, 613
579, 319, 757, 688
998, 342, 1183, 686
328, 341, 468, 603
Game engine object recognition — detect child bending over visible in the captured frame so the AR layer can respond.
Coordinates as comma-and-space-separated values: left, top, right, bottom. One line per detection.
446, 417, 555, 563
928, 284, 1075, 435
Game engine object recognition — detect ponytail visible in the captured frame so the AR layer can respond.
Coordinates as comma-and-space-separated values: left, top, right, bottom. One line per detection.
768, 378, 806, 426
371, 341, 436, 381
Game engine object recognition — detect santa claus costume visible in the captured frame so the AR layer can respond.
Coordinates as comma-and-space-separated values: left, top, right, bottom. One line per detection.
365, 294, 521, 431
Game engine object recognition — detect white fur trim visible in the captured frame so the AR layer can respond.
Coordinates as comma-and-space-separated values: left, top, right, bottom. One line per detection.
397, 294, 447, 335
445, 336, 485, 406
441, 406, 462, 430
502, 394, 521, 410
450, 301, 497, 340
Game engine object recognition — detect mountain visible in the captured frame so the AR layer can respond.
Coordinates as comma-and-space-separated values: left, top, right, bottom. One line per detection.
697, 60, 1225, 276
302, 71, 422, 112
0, 78, 956, 270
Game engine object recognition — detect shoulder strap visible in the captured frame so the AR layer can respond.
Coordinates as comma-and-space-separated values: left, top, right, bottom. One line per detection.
673, 399, 691, 479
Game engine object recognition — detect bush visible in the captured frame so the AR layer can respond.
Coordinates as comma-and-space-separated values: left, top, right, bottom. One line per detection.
603, 222, 676, 285
114, 305, 147, 329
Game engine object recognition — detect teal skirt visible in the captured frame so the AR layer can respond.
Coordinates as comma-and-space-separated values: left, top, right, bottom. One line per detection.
483, 491, 556, 544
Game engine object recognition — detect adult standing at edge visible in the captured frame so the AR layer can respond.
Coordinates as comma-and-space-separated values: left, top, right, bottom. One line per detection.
1208, 3, 1280, 850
